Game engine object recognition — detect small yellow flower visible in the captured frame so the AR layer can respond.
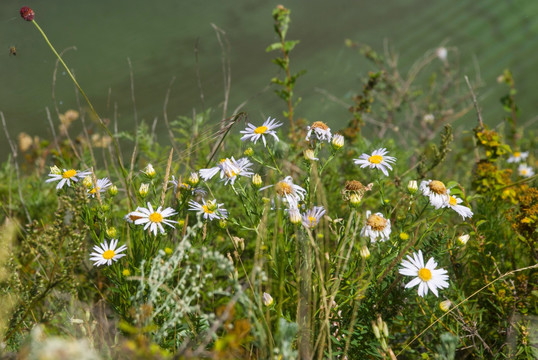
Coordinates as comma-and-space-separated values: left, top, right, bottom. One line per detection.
122, 269, 131, 276
164, 247, 173, 255
399, 232, 409, 240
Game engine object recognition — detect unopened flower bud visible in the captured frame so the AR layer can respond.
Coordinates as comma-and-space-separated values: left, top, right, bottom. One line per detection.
244, 147, 254, 157
218, 219, 228, 229
457, 234, 469, 245
82, 175, 93, 188
106, 227, 117, 238
20, 6, 35, 21
304, 149, 318, 161
108, 185, 118, 196
350, 193, 361, 207
139, 183, 149, 198
252, 174, 263, 188
382, 322, 389, 338
50, 165, 62, 175
332, 134, 344, 150
439, 300, 452, 312
262, 292, 274, 306
360, 245, 370, 259
407, 180, 418, 194
187, 172, 199, 187
380, 338, 388, 351
144, 163, 156, 178
289, 207, 302, 224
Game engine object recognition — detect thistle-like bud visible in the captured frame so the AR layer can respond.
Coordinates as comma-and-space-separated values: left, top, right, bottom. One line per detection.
457, 234, 470, 245
187, 172, 199, 187
407, 180, 418, 194
50, 165, 62, 175
332, 134, 344, 150
143, 163, 156, 178
360, 245, 370, 259
244, 147, 254, 157
106, 227, 117, 238
139, 183, 149, 198
262, 292, 274, 306
20, 6, 35, 21
108, 185, 118, 196
439, 300, 452, 312
218, 219, 228, 229
82, 175, 93, 188
252, 174, 263, 188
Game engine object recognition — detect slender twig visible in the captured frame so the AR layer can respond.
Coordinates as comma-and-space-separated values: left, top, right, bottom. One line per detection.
464, 75, 484, 128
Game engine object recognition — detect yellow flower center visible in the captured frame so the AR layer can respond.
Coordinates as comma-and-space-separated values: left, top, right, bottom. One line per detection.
202, 205, 214, 214
521, 169, 528, 175
255, 126, 268, 134
149, 212, 163, 223
102, 249, 115, 260
429, 180, 447, 195
308, 216, 316, 226
514, 151, 520, 157
418, 268, 432, 281
367, 214, 387, 231
225, 170, 237, 178
368, 155, 383, 164
275, 181, 293, 195
62, 169, 77, 178
89, 187, 100, 194
311, 121, 329, 130
449, 196, 458, 206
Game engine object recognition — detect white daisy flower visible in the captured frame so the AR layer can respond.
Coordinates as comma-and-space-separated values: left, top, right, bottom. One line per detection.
240, 117, 282, 147
360, 210, 391, 242
89, 239, 127, 267
518, 163, 534, 178
443, 195, 473, 220
188, 198, 228, 221
45, 168, 92, 190
199, 157, 253, 185
399, 250, 449, 297
507, 151, 529, 163
302, 206, 326, 228
306, 121, 332, 142
126, 202, 178, 236
353, 148, 396, 176
260, 176, 306, 205
88, 178, 112, 198
420, 180, 450, 208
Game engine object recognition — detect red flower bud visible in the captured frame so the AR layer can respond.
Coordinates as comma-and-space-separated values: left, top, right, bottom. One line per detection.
20, 6, 35, 21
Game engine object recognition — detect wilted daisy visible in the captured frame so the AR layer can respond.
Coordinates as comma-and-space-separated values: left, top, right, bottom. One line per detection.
353, 148, 396, 176
360, 211, 391, 242
199, 157, 253, 185
306, 121, 332, 142
399, 250, 449, 297
126, 202, 178, 236
240, 117, 282, 147
46, 167, 92, 190
518, 164, 534, 178
420, 180, 450, 208
89, 239, 127, 266
443, 195, 473, 220
88, 178, 112, 198
507, 151, 529, 163
260, 176, 306, 204
188, 198, 228, 221
302, 206, 326, 228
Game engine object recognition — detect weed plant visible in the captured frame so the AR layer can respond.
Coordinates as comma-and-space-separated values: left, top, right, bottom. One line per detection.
0, 5, 536, 360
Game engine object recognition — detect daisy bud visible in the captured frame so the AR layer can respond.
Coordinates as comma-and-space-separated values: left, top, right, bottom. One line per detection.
164, 247, 173, 255
82, 175, 93, 188
218, 219, 228, 229
350, 193, 361, 208
122, 269, 131, 276
457, 234, 470, 245
139, 183, 149, 198
304, 149, 319, 161
360, 245, 370, 259
106, 227, 117, 238
244, 147, 254, 157
407, 180, 418, 194
20, 6, 35, 21
187, 172, 199, 187
50, 165, 62, 175
371, 321, 381, 339
144, 163, 156, 178
108, 184, 118, 196
332, 134, 344, 150
252, 174, 263, 188
289, 207, 302, 224
439, 300, 452, 312
262, 292, 274, 306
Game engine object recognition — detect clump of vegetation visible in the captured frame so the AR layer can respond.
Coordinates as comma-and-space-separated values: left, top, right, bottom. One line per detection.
0, 5, 536, 360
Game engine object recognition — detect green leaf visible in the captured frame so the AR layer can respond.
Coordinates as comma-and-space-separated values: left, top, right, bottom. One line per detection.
284, 40, 300, 52
266, 42, 282, 52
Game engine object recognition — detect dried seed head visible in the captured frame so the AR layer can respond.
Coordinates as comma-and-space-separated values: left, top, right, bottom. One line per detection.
20, 6, 35, 21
